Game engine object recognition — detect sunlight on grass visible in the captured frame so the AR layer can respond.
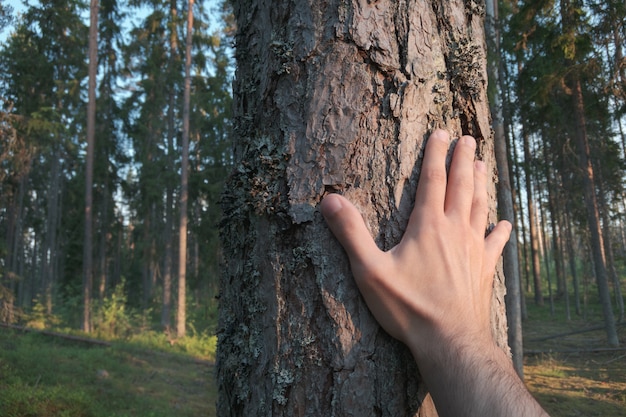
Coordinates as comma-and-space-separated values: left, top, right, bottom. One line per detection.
0, 329, 216, 417
525, 351, 626, 417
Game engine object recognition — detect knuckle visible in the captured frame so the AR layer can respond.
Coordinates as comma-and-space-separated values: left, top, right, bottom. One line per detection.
420, 167, 447, 184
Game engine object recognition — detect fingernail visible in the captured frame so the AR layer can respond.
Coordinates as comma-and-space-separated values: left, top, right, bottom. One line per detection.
431, 129, 450, 143
475, 160, 486, 172
462, 135, 476, 149
321, 194, 343, 218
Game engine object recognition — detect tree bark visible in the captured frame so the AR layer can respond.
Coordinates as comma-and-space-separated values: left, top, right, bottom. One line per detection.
218, 1, 509, 415
176, 0, 193, 338
485, 0, 523, 378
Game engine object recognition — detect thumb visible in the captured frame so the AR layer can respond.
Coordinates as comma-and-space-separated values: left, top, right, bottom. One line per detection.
483, 220, 512, 276
320, 194, 381, 266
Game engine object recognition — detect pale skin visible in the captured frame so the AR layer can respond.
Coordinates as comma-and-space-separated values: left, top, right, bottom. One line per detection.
321, 129, 549, 417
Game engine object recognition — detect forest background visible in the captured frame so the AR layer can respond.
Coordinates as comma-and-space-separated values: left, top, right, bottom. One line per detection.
0, 0, 625, 371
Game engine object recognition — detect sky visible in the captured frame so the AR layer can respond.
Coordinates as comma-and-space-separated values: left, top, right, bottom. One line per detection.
1, 0, 25, 41
0, 0, 223, 44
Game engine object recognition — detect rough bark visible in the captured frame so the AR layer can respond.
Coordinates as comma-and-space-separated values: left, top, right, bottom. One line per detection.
218, 1, 508, 415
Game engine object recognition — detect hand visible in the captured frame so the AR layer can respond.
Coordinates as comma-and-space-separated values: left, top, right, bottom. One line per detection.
320, 129, 512, 362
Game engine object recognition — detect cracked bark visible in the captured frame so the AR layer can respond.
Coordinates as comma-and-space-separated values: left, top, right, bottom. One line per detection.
218, 1, 509, 415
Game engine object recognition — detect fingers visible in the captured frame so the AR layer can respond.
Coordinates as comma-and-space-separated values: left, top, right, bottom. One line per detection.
445, 135, 477, 217
414, 129, 450, 212
321, 193, 381, 267
470, 160, 489, 232
483, 220, 512, 275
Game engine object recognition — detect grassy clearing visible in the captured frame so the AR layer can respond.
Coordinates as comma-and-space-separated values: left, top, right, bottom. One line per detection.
3, 288, 625, 416
0, 329, 217, 417
523, 293, 626, 417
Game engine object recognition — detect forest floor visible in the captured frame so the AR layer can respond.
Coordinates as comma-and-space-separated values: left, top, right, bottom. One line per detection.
0, 328, 217, 417
523, 297, 626, 417
2, 299, 626, 417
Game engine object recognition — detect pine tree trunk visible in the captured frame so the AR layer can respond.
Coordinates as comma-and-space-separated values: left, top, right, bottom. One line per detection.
82, 0, 98, 332
570, 77, 619, 346
486, 0, 524, 378
522, 130, 543, 306
162, 0, 178, 331
563, 202, 582, 316
176, 0, 193, 338
595, 164, 625, 322
218, 1, 510, 415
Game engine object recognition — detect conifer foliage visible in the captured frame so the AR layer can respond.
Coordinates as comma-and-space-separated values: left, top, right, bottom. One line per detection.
0, 0, 233, 335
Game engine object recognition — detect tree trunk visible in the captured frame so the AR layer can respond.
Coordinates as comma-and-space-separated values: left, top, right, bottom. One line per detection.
42, 146, 62, 314
595, 164, 625, 322
218, 1, 509, 415
538, 187, 554, 315
570, 77, 619, 346
485, 0, 523, 378
162, 0, 179, 331
561, 172, 581, 316
83, 0, 98, 333
176, 0, 193, 338
522, 130, 543, 306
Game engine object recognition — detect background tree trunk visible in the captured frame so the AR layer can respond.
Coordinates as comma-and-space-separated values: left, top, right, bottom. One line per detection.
570, 77, 619, 346
218, 1, 509, 415
162, 0, 179, 332
82, 0, 98, 333
176, 0, 194, 338
486, 0, 524, 378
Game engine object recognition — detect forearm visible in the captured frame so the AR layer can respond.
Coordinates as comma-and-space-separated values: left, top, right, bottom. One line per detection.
412, 339, 549, 417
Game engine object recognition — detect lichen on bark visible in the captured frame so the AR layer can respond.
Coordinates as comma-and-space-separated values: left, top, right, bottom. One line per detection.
218, 1, 508, 415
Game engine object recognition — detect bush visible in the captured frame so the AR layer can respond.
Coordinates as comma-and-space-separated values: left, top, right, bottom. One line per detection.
92, 279, 134, 339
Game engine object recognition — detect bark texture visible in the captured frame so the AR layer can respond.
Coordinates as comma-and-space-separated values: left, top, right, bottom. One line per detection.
218, 1, 509, 415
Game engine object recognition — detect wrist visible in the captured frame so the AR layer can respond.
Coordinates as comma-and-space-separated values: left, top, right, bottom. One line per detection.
407, 323, 497, 371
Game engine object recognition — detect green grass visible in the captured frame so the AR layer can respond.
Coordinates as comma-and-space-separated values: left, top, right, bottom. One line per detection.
523, 287, 626, 417
0, 329, 217, 417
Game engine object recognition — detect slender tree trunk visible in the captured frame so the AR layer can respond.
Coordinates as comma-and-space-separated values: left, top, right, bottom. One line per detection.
97, 180, 109, 299
523, 131, 543, 305
538, 190, 554, 315
162, 0, 178, 331
556, 207, 571, 320
596, 166, 625, 322
570, 77, 619, 346
509, 121, 529, 319
142, 212, 152, 307
563, 202, 581, 316
486, 0, 523, 378
218, 2, 509, 415
542, 139, 565, 299
176, 0, 193, 338
43, 147, 61, 314
83, 0, 98, 332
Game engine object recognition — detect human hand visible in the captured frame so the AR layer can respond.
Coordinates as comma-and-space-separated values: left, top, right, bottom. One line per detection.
320, 129, 512, 363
